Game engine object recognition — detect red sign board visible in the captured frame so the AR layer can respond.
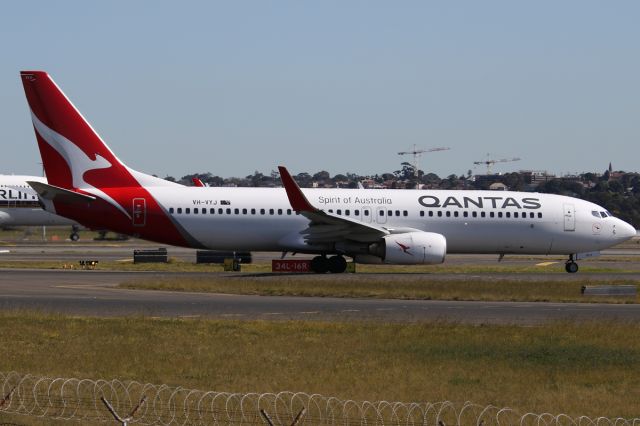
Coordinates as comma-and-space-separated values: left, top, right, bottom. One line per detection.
272, 259, 311, 273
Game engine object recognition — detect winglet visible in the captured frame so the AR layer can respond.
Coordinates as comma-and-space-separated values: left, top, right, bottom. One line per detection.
278, 166, 316, 212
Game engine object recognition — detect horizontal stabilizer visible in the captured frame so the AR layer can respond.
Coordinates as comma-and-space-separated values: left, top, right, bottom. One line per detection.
27, 181, 96, 204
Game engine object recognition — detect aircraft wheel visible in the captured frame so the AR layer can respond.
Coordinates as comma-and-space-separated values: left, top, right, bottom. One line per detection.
328, 256, 347, 273
565, 261, 579, 273
310, 256, 329, 274
70, 233, 79, 242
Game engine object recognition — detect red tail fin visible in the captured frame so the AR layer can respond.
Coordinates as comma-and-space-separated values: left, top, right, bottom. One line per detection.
20, 71, 134, 190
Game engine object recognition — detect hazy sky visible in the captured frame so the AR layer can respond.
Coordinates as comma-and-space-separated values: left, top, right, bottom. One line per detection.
1, 1, 638, 179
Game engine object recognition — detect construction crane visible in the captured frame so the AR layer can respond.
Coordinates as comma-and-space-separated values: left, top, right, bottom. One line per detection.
473, 155, 521, 175
397, 145, 450, 177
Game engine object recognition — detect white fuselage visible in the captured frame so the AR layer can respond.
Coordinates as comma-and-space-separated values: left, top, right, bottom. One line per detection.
0, 175, 75, 226
147, 186, 635, 255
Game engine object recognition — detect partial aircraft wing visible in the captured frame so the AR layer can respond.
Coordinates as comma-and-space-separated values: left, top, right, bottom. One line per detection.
278, 166, 392, 243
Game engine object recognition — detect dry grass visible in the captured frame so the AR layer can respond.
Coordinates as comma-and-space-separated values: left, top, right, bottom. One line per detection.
0, 312, 639, 418
119, 275, 640, 303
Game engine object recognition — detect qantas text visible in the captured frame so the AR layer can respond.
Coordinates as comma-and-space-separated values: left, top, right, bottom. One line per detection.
418, 195, 541, 210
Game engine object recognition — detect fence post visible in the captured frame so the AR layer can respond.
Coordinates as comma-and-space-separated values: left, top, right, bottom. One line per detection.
101, 395, 146, 426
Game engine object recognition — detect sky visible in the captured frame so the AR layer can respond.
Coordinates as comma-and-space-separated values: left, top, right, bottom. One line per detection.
1, 1, 638, 180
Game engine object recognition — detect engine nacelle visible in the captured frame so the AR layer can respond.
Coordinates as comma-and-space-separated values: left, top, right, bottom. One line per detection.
377, 231, 446, 265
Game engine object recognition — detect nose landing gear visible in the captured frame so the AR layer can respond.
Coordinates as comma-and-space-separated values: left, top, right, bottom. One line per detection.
565, 254, 579, 273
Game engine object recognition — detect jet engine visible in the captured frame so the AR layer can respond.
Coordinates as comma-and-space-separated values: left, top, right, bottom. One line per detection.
341, 231, 447, 265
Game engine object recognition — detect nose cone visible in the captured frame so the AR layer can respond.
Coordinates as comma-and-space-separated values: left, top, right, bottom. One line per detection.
615, 219, 637, 241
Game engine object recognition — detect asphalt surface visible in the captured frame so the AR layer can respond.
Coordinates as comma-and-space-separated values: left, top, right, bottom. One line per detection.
1, 235, 639, 324
1, 268, 640, 324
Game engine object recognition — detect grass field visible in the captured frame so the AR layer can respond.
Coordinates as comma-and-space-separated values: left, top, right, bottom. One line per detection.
118, 275, 640, 303
1, 312, 639, 419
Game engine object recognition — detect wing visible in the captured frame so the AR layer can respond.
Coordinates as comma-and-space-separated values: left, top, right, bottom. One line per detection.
278, 166, 390, 244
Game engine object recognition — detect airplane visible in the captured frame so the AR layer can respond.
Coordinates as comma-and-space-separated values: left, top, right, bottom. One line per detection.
0, 174, 81, 240
19, 70, 637, 273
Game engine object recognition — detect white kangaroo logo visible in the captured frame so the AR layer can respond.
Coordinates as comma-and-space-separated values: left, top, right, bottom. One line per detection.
30, 111, 132, 219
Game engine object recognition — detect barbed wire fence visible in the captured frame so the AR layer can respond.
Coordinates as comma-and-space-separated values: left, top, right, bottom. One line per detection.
1, 371, 639, 425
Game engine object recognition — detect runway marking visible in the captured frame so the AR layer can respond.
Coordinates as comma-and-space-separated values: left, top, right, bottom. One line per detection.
299, 311, 320, 314
53, 284, 107, 290
0, 250, 10, 254
536, 261, 559, 266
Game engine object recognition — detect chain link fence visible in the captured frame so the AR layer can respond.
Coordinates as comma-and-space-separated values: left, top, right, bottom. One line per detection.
1, 371, 639, 425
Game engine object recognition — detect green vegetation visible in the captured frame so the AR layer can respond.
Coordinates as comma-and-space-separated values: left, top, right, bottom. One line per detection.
119, 275, 639, 303
1, 312, 639, 418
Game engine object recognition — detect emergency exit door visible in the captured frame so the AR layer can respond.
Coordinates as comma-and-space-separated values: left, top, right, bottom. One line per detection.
563, 203, 575, 231
132, 198, 146, 226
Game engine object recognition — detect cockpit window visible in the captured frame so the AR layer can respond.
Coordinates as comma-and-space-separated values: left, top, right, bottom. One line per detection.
592, 211, 600, 218
600, 211, 608, 218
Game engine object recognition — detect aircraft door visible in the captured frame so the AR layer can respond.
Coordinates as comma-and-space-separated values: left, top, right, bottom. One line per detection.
563, 203, 575, 231
362, 207, 372, 223
376, 207, 387, 224
132, 198, 146, 227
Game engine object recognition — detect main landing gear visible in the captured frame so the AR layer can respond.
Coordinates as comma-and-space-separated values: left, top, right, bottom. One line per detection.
565, 254, 579, 273
310, 255, 348, 273
69, 225, 80, 242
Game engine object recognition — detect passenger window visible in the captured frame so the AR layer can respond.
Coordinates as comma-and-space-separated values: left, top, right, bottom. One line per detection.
218, 208, 223, 214
463, 211, 468, 218
269, 209, 274, 215
498, 212, 503, 218
379, 210, 384, 216
429, 211, 434, 217
278, 209, 283, 215
169, 207, 174, 214
345, 210, 350, 216
337, 209, 342, 215
364, 210, 369, 216
446, 211, 451, 217
234, 208, 239, 214
195, 208, 200, 214
355, 210, 360, 216
287, 209, 292, 215
260, 209, 265, 215
514, 212, 518, 218
529, 212, 534, 218
329, 209, 334, 213
395, 210, 400, 216
481, 212, 486, 218
437, 211, 442, 217
420, 211, 425, 217
490, 212, 495, 218
186, 208, 191, 214
226, 208, 231, 214
403, 211, 408, 217
472, 211, 477, 218
210, 208, 215, 214
242, 208, 247, 214
505, 212, 510, 218
538, 212, 542, 218
251, 208, 256, 214
453, 211, 458, 217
